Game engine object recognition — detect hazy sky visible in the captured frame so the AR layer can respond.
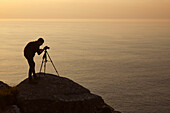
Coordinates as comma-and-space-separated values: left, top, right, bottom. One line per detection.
0, 0, 170, 19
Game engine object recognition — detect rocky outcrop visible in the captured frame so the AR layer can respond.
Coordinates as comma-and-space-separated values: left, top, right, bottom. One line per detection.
16, 73, 120, 113
0, 81, 10, 89
0, 73, 120, 113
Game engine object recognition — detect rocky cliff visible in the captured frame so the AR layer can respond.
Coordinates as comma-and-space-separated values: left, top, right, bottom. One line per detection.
0, 73, 120, 113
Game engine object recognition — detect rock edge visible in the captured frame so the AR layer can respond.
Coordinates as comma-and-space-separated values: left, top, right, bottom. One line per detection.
0, 73, 121, 113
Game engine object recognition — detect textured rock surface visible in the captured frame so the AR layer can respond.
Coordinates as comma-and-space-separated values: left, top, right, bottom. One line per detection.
4, 105, 21, 113
0, 81, 10, 89
0, 82, 21, 113
16, 73, 120, 113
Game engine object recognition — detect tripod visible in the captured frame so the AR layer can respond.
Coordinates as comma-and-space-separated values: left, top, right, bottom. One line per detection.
39, 49, 59, 76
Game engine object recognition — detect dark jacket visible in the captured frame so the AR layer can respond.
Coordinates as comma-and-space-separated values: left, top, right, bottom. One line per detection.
24, 41, 41, 59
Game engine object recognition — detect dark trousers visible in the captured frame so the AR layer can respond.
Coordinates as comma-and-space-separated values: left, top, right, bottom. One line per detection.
26, 57, 36, 78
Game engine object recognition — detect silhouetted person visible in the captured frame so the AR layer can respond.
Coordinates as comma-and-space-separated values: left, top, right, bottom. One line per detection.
24, 38, 47, 80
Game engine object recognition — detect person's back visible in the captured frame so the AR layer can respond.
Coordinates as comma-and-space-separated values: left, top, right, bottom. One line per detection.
24, 41, 39, 59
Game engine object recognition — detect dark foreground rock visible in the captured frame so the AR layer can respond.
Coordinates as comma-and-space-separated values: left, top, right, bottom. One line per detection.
0, 82, 21, 113
16, 73, 120, 113
0, 81, 10, 89
4, 105, 21, 113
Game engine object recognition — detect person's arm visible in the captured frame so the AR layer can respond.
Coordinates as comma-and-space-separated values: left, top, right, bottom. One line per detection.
37, 49, 44, 55
37, 46, 49, 55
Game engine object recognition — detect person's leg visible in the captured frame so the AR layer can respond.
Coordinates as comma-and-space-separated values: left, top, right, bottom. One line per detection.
27, 58, 35, 80
32, 61, 37, 79
28, 67, 32, 80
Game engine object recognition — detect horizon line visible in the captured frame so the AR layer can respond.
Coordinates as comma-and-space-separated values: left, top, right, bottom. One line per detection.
0, 18, 170, 22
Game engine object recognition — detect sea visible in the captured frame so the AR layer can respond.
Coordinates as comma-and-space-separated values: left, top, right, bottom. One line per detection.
0, 19, 170, 113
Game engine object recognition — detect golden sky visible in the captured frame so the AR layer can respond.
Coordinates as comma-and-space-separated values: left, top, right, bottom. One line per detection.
0, 0, 170, 19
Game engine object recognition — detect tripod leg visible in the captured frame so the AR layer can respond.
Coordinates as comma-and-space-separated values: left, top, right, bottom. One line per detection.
46, 52, 59, 76
44, 61, 46, 76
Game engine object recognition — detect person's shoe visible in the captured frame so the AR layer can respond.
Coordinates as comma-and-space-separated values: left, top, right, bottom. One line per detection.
33, 74, 40, 80
29, 76, 32, 81
33, 74, 37, 79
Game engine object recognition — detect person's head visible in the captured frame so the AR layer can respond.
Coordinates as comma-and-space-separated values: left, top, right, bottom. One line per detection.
37, 38, 44, 45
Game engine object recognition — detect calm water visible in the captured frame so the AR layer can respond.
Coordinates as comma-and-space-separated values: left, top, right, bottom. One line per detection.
0, 19, 170, 113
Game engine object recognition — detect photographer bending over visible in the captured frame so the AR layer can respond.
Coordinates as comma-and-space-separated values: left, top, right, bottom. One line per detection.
24, 38, 48, 80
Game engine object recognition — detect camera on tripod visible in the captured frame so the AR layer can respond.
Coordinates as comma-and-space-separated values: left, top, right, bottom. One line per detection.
44, 46, 50, 50
40, 45, 59, 76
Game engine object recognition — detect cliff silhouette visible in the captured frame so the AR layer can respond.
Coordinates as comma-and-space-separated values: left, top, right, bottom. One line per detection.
0, 73, 120, 113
